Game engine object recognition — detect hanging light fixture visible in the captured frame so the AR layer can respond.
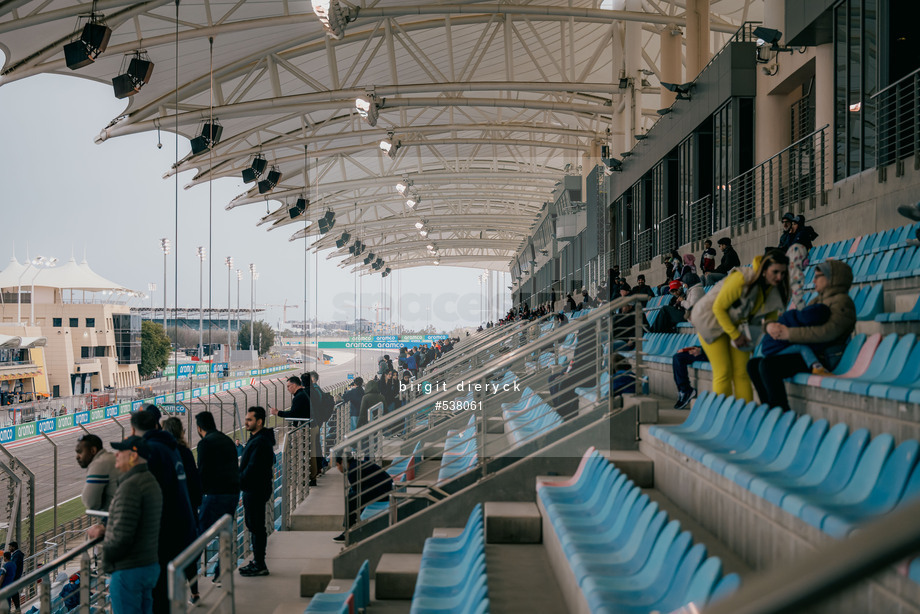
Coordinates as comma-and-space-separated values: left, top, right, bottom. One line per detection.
355, 94, 380, 126
311, 0, 358, 39
379, 134, 400, 159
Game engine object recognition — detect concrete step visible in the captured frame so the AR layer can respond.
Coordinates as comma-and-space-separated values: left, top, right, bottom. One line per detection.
485, 543, 568, 614
289, 470, 345, 531
484, 501, 542, 544
374, 553, 422, 599
299, 558, 333, 597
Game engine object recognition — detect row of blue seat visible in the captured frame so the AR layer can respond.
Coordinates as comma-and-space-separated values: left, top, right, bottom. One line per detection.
876, 293, 920, 322
809, 222, 919, 264
649, 392, 920, 544
804, 244, 920, 288
500, 387, 563, 445
410, 504, 490, 614
789, 332, 920, 402
305, 560, 370, 613
359, 442, 423, 521
537, 448, 739, 613
437, 416, 479, 484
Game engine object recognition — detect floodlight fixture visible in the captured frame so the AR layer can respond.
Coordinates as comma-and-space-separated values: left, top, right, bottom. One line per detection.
257, 166, 282, 194
419, 229, 429, 238
311, 0, 358, 40
753, 26, 782, 46
414, 221, 424, 229
657, 108, 672, 116
379, 135, 400, 159
64, 16, 112, 70
242, 155, 268, 183
426, 244, 434, 251
406, 196, 419, 208
634, 133, 648, 141
618, 76, 630, 89
433, 259, 440, 266
112, 50, 154, 98
660, 81, 694, 101
355, 94, 379, 126
396, 180, 411, 195
190, 121, 223, 155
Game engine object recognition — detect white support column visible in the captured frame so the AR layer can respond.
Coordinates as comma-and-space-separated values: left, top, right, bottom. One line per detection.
685, 0, 711, 80
659, 25, 683, 108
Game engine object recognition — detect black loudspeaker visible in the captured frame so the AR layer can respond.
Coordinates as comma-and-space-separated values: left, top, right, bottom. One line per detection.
112, 59, 154, 98
190, 136, 209, 155
65, 23, 112, 70
242, 167, 259, 183
242, 157, 267, 183
258, 169, 282, 194
112, 74, 137, 99
191, 123, 223, 155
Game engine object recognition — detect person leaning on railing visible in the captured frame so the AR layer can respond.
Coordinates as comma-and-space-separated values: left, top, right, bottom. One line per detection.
87, 436, 162, 614
76, 433, 120, 514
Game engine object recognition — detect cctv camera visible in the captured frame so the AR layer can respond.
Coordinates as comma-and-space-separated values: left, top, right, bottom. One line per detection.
157, 142, 163, 149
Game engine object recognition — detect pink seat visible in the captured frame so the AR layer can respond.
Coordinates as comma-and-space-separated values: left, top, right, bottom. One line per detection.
807, 333, 882, 386
849, 236, 862, 255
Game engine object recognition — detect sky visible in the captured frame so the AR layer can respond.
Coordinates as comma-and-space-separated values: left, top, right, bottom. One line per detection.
0, 67, 511, 332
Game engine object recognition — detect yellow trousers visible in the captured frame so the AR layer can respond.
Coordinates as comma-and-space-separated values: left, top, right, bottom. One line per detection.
698, 334, 753, 402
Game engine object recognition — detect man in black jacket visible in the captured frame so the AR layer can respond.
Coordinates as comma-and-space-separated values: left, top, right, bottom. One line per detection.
705, 237, 742, 285
271, 376, 310, 421
195, 411, 240, 581
238, 406, 275, 577
131, 407, 196, 614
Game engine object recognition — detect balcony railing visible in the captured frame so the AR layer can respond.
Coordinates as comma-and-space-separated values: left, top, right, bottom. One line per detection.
657, 214, 678, 257
618, 239, 633, 271
874, 66, 920, 170
688, 195, 714, 244
636, 228, 655, 265
725, 124, 830, 229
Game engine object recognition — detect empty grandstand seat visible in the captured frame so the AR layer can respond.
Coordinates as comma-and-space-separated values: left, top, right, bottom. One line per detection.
503, 398, 563, 445
876, 294, 920, 322
538, 448, 738, 613
304, 560, 370, 614
648, 395, 920, 541
437, 418, 479, 483
410, 505, 489, 614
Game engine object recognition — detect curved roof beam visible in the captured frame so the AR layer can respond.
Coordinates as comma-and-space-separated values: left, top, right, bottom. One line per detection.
227, 170, 559, 208
331, 239, 522, 261
12, 7, 737, 118
169, 122, 605, 177
188, 136, 598, 185
289, 214, 536, 240
97, 84, 617, 141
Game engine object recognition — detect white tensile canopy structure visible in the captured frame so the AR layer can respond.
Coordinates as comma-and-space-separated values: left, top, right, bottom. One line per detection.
0, 0, 761, 273
0, 257, 135, 293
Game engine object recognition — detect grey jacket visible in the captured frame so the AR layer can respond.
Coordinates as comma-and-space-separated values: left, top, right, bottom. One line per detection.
82, 450, 119, 512
102, 464, 162, 573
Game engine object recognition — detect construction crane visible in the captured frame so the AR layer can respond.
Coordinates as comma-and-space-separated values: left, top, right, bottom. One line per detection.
259, 300, 300, 330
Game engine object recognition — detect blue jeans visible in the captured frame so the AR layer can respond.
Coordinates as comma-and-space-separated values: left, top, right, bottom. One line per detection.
777, 344, 820, 368
110, 562, 159, 614
350, 416, 358, 431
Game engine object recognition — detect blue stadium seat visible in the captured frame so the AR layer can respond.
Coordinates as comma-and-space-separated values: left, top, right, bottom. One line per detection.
876, 294, 920, 322
304, 560, 369, 614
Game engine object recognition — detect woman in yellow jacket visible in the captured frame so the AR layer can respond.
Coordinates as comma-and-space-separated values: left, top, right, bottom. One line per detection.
688, 249, 790, 402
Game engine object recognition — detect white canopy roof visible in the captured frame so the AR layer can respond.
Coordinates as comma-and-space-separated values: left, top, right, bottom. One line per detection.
0, 257, 132, 292
0, 0, 761, 272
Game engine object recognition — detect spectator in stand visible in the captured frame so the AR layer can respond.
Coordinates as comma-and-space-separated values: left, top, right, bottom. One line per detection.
238, 407, 275, 577
271, 375, 317, 484
343, 378, 365, 431
130, 408, 196, 614
195, 411, 240, 583
235, 439, 244, 456
333, 457, 394, 543
76, 433, 119, 512
748, 260, 856, 412
162, 417, 203, 604
680, 254, 697, 279
5, 541, 23, 611
357, 380, 386, 429
380, 370, 398, 413
700, 239, 717, 273
0, 551, 15, 611
650, 281, 688, 333
86, 435, 162, 614
778, 212, 796, 250
704, 237, 742, 285
672, 346, 709, 409
58, 573, 81, 611
405, 349, 418, 377
629, 274, 655, 298
689, 250, 790, 402
397, 348, 408, 371
564, 293, 577, 312
789, 215, 819, 250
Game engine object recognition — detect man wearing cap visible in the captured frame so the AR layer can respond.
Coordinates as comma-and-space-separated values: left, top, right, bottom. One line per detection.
87, 436, 162, 614
76, 433, 119, 512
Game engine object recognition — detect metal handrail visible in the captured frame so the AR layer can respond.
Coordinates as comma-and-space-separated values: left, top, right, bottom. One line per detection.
703, 498, 920, 614
0, 536, 101, 603
331, 307, 593, 456
871, 65, 920, 100
168, 513, 235, 614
